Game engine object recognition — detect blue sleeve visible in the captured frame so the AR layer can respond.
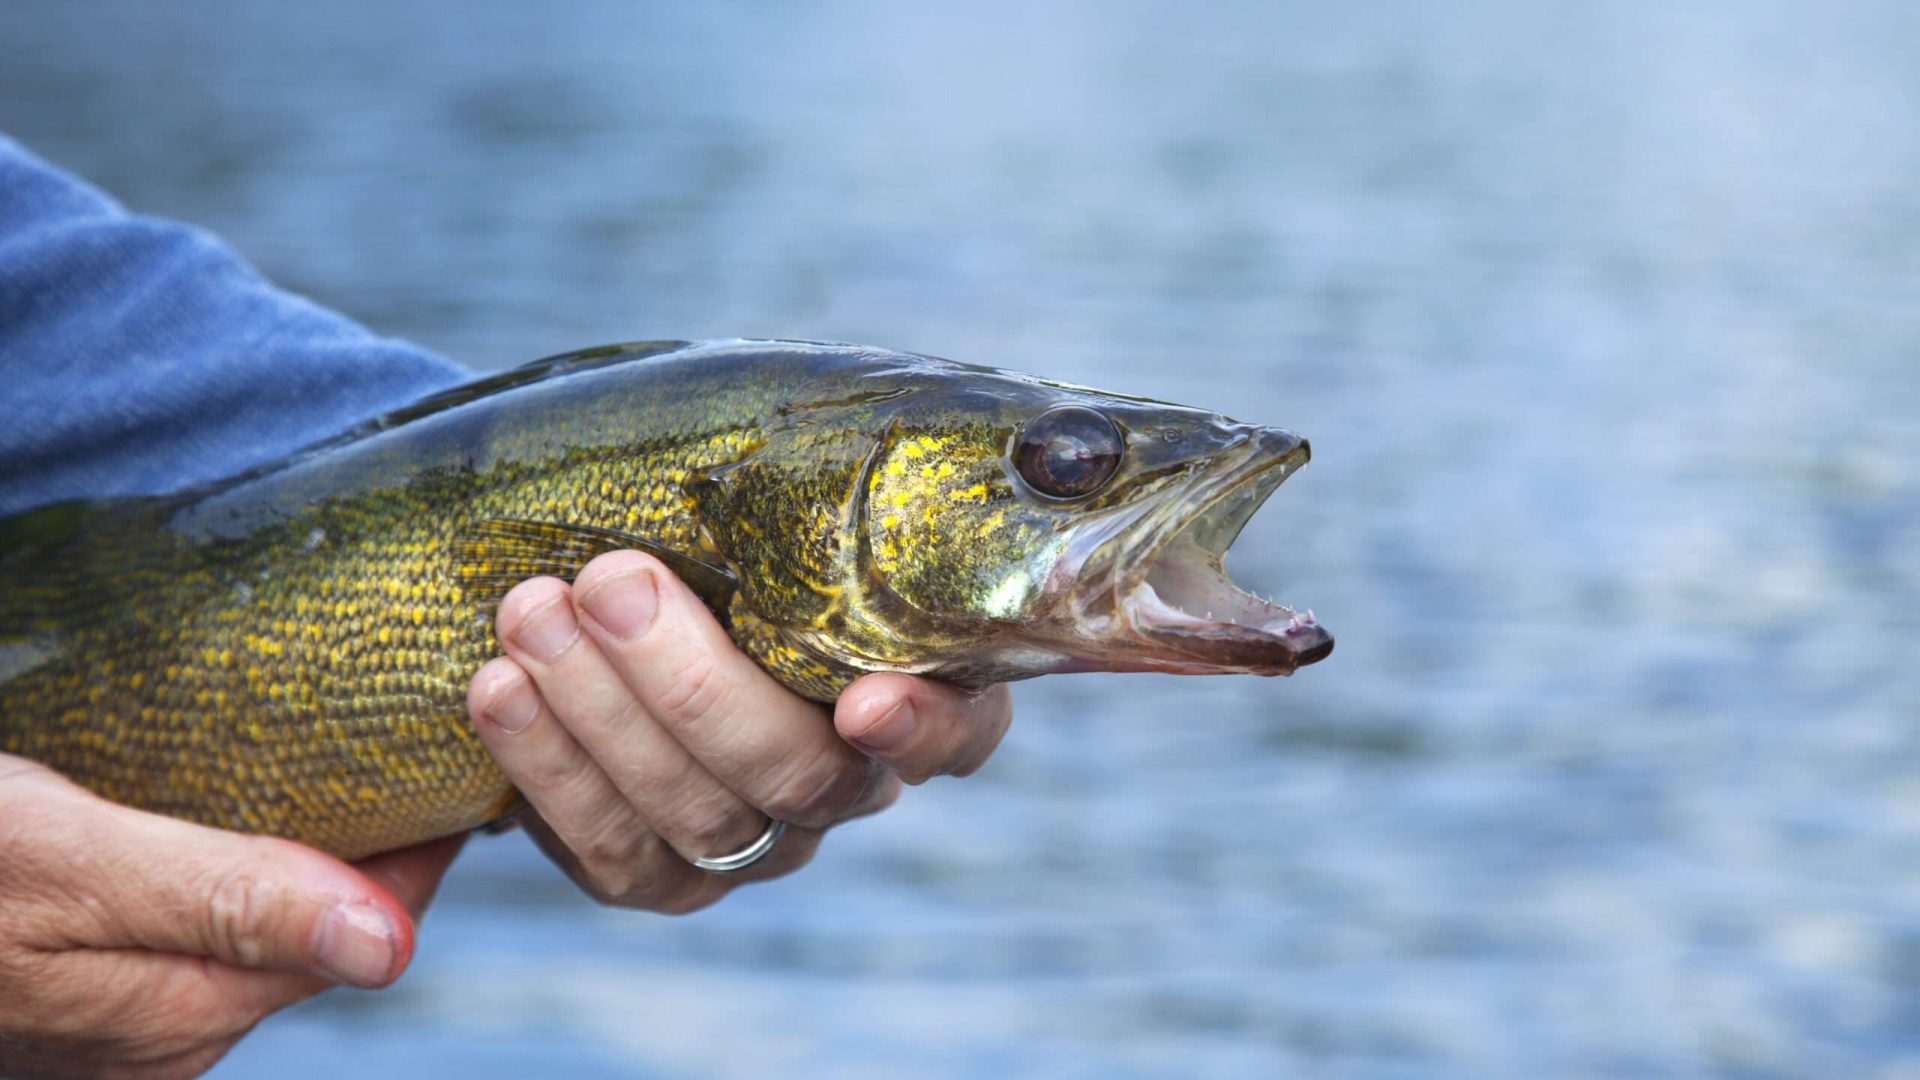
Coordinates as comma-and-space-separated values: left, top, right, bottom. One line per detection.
0, 134, 470, 516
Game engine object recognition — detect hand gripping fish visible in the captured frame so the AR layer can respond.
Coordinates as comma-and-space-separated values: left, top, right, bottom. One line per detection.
0, 340, 1332, 858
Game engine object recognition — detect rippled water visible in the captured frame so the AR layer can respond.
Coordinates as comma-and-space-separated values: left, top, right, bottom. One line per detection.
4, 3, 1918, 1076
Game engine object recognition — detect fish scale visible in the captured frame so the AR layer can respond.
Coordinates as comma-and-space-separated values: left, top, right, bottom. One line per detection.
2, 451, 731, 857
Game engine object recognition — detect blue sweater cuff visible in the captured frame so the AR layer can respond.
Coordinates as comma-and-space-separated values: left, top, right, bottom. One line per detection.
0, 134, 470, 515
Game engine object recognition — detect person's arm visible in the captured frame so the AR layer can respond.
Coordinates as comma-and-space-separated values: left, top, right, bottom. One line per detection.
0, 134, 468, 514
0, 136, 1013, 1077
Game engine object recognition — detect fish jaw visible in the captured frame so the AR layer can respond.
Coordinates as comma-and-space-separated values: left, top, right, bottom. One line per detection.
1046, 428, 1333, 676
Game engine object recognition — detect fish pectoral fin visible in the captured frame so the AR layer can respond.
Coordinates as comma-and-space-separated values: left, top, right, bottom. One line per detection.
453, 518, 738, 620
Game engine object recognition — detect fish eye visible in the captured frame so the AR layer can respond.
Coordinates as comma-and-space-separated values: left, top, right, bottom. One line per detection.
1014, 406, 1123, 499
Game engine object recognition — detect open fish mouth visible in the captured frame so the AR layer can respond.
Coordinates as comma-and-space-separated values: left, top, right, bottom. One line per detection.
1064, 429, 1333, 675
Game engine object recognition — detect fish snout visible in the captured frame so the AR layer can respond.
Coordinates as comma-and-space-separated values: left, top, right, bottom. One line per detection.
1279, 612, 1334, 668
1253, 427, 1309, 467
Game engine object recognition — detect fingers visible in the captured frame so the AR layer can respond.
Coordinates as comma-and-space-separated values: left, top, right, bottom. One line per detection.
1, 947, 326, 1080
468, 654, 658, 861
474, 555, 901, 911
569, 553, 888, 830
2, 762, 418, 990
519, 812, 828, 913
479, 582, 769, 866
473, 552, 1011, 915
835, 676, 1015, 784
470, 654, 711, 906
64, 836, 466, 1056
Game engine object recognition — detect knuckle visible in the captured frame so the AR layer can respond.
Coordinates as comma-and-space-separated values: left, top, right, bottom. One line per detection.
516, 740, 592, 797
578, 855, 642, 905
648, 650, 730, 728
202, 868, 276, 967
761, 755, 876, 829
567, 816, 652, 903
579, 864, 641, 899
587, 695, 651, 745
676, 794, 763, 861
579, 863, 638, 906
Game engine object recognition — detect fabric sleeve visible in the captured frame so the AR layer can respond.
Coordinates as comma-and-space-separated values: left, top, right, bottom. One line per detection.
0, 134, 470, 516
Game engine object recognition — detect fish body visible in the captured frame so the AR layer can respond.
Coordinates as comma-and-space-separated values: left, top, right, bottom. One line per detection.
0, 340, 1330, 858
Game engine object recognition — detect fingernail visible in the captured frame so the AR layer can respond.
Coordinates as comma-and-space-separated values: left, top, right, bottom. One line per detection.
485, 680, 539, 735
581, 570, 658, 641
852, 700, 916, 755
316, 902, 396, 988
511, 596, 578, 662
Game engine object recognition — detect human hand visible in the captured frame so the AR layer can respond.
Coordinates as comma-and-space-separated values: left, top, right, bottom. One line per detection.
0, 756, 464, 1080
467, 550, 1014, 912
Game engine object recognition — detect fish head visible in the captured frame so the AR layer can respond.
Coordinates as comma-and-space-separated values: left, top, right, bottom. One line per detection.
842, 367, 1333, 685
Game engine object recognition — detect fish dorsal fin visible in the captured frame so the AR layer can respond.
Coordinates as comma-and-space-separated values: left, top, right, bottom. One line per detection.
346, 340, 695, 442
159, 341, 702, 505
452, 517, 737, 622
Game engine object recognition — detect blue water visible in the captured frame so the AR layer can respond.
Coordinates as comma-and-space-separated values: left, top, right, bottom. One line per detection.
4, 3, 1918, 1076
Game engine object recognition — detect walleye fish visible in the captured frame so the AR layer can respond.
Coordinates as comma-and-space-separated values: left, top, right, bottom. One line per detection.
0, 340, 1332, 858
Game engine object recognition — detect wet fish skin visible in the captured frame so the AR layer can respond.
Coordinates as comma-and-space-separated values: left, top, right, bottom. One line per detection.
0, 340, 1329, 859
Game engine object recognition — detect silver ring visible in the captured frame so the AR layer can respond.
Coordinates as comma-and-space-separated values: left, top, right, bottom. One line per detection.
692, 818, 787, 873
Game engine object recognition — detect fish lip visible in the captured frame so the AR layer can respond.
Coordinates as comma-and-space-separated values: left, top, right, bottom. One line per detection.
1054, 430, 1332, 675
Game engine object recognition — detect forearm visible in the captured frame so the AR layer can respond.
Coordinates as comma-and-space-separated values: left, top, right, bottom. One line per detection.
0, 134, 467, 515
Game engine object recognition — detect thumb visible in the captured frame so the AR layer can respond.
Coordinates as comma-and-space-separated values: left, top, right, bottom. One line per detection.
14, 763, 424, 988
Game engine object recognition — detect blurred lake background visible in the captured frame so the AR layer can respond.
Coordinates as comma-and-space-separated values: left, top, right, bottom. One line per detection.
4, 2, 1917, 1076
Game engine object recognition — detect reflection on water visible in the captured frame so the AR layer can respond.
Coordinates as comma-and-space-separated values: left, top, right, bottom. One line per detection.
4, 2, 1918, 1075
